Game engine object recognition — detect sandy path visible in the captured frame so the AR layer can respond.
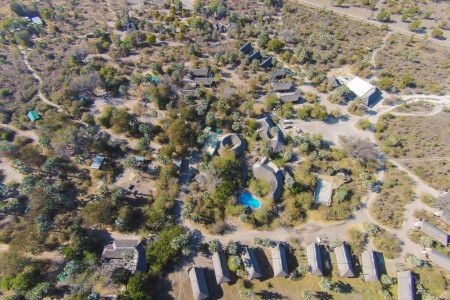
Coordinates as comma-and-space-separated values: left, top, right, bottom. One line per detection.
0, 124, 39, 143
17, 46, 63, 112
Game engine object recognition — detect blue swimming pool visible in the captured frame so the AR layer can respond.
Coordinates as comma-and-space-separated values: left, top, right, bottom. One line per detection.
239, 192, 261, 209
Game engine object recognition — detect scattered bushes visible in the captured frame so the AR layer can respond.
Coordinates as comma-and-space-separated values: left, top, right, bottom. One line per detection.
370, 164, 414, 229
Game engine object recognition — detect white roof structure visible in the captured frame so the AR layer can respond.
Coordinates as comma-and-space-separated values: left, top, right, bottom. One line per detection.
361, 250, 379, 282
398, 270, 415, 300
346, 77, 374, 98
314, 178, 333, 206
31, 17, 43, 25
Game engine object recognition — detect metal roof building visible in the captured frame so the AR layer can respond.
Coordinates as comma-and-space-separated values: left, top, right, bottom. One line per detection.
397, 270, 415, 300
334, 244, 355, 278
27, 110, 40, 122
361, 250, 379, 282
306, 243, 323, 276
418, 220, 449, 245
346, 77, 379, 106
427, 248, 450, 272
190, 68, 210, 78
189, 267, 209, 300
212, 251, 231, 285
241, 247, 262, 280
271, 243, 289, 277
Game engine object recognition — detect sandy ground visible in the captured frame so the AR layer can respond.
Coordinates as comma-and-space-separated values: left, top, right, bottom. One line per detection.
0, 159, 24, 184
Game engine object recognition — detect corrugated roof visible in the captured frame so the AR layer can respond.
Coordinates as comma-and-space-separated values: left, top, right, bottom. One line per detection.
271, 244, 289, 277
195, 78, 214, 86
306, 243, 323, 276
189, 267, 209, 300
361, 250, 378, 282
113, 239, 140, 248
397, 270, 415, 300
428, 248, 450, 272
346, 77, 374, 98
240, 42, 253, 54
280, 93, 299, 103
270, 69, 286, 79
190, 68, 209, 78
212, 251, 231, 284
249, 50, 262, 62
334, 244, 355, 278
272, 82, 292, 92
27, 111, 40, 122
420, 221, 449, 245
241, 247, 262, 280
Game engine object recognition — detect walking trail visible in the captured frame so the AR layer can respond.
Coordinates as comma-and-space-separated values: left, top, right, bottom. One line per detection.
18, 46, 63, 112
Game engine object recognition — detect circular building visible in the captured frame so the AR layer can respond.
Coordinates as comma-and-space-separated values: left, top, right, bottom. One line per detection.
218, 133, 246, 156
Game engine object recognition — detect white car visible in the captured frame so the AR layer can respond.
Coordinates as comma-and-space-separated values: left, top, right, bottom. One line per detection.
293, 127, 302, 134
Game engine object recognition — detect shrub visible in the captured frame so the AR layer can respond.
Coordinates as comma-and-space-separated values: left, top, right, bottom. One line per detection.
355, 118, 372, 131
347, 228, 366, 254
373, 232, 402, 259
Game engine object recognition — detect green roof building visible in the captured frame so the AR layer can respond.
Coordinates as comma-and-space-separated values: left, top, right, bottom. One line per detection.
27, 111, 41, 122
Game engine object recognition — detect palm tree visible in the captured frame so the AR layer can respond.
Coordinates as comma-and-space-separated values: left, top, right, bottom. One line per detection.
302, 289, 314, 300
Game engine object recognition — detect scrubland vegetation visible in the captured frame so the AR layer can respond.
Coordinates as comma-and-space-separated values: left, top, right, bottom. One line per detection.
376, 112, 450, 189
376, 33, 450, 94
0, 0, 448, 298
370, 163, 414, 229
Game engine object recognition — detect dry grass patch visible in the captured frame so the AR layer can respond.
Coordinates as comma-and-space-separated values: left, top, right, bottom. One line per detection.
376, 33, 450, 94
403, 160, 450, 190
393, 100, 435, 113
376, 112, 450, 189
370, 163, 414, 229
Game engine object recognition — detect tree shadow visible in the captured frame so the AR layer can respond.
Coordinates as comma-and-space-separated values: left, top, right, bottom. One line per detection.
285, 244, 300, 274
204, 267, 224, 300
351, 253, 363, 278
334, 280, 354, 294
320, 245, 333, 276
434, 35, 447, 41
375, 251, 387, 277
153, 274, 176, 300
256, 290, 288, 299
323, 114, 349, 124
254, 247, 274, 281
315, 291, 333, 300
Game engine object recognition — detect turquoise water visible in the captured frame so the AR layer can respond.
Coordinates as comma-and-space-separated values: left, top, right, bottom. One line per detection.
239, 192, 261, 209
